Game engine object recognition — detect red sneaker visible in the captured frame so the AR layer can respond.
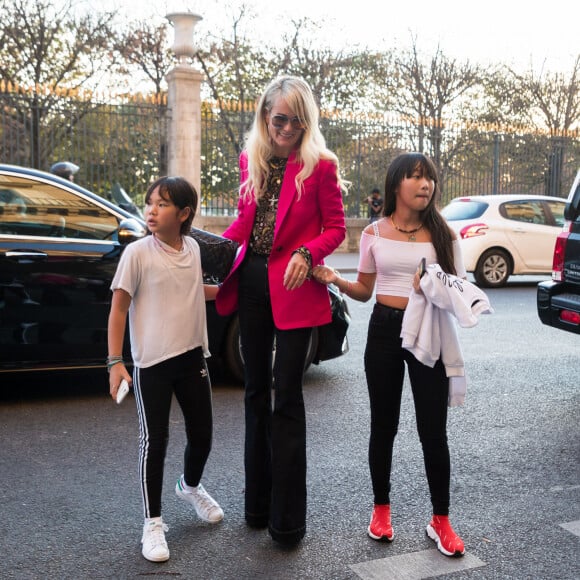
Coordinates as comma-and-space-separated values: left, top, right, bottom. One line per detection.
367, 504, 394, 542
426, 515, 465, 557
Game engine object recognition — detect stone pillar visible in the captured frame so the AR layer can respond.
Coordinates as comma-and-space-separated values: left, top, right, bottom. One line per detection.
166, 65, 204, 196
165, 12, 204, 223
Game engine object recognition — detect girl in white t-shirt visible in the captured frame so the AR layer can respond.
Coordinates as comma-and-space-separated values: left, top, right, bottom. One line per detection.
107, 176, 223, 563
313, 152, 467, 558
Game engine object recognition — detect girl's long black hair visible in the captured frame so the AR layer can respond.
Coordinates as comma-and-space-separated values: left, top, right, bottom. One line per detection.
383, 152, 457, 275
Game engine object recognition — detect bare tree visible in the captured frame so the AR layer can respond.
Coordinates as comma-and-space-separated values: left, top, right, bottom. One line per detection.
515, 57, 580, 194
388, 39, 485, 161
0, 0, 115, 90
481, 56, 580, 194
196, 4, 272, 156
508, 56, 580, 135
113, 20, 173, 98
275, 18, 386, 113
193, 8, 398, 208
0, 0, 116, 169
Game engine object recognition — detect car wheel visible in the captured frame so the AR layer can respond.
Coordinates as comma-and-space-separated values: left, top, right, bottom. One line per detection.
224, 315, 244, 383
304, 328, 319, 370
223, 314, 319, 384
474, 248, 511, 287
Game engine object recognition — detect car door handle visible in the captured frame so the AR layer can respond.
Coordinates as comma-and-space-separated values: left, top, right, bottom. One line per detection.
5, 251, 48, 261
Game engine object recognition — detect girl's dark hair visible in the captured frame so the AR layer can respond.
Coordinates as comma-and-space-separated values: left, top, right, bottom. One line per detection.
145, 176, 197, 235
383, 152, 457, 275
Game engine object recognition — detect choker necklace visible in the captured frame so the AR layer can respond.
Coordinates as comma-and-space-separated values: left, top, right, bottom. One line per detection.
390, 215, 423, 242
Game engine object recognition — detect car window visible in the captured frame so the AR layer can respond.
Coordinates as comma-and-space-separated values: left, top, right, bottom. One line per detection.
546, 200, 566, 227
441, 200, 489, 220
501, 200, 548, 225
0, 175, 119, 239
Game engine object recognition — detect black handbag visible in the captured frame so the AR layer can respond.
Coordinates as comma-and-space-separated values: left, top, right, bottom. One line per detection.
189, 227, 239, 284
315, 284, 350, 362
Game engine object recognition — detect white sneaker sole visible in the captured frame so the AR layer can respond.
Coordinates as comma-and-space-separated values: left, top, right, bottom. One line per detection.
426, 524, 465, 557
142, 547, 170, 563
175, 483, 224, 523
367, 525, 394, 542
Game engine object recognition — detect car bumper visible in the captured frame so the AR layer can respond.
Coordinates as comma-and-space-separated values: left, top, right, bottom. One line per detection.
537, 280, 580, 334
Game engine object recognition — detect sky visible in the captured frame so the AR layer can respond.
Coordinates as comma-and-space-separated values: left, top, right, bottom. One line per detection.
91, 0, 577, 74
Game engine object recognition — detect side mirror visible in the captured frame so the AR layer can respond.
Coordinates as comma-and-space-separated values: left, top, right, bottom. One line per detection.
118, 218, 146, 245
112, 182, 143, 218
564, 170, 580, 222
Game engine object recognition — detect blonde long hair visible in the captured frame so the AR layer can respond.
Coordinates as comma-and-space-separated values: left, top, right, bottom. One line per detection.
242, 75, 347, 202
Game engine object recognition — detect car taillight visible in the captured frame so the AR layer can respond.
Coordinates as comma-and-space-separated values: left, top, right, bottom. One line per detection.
459, 223, 488, 239
560, 310, 580, 326
552, 222, 571, 282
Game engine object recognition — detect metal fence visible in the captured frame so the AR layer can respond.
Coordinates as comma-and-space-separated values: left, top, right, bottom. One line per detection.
0, 85, 167, 206
2, 87, 579, 217
204, 106, 580, 217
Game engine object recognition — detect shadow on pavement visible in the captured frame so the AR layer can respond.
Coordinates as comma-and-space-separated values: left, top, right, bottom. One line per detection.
0, 369, 107, 402
1, 359, 238, 403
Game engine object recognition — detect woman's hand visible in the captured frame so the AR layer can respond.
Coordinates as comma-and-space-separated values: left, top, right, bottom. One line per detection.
412, 270, 422, 293
413, 258, 426, 293
283, 252, 310, 290
312, 265, 338, 286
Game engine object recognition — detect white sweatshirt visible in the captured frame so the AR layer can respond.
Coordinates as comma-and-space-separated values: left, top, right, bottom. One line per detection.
400, 263, 493, 406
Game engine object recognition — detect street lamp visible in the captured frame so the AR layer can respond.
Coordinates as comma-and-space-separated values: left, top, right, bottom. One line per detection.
166, 12, 203, 65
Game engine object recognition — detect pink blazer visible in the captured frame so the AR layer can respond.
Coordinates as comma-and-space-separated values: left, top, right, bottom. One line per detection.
216, 150, 346, 330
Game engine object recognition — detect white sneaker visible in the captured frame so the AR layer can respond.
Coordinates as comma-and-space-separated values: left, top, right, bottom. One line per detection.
175, 476, 224, 523
141, 517, 169, 562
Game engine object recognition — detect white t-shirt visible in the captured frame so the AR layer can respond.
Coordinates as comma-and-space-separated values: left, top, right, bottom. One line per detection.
358, 232, 466, 297
111, 234, 209, 368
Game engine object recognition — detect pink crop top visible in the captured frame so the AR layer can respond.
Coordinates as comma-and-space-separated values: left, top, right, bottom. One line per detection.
358, 227, 466, 298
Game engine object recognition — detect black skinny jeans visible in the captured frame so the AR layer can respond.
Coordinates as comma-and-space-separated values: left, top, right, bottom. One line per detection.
364, 303, 451, 515
133, 348, 213, 519
238, 251, 312, 543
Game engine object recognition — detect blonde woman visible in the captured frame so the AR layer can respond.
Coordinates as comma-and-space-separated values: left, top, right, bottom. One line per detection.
216, 75, 347, 546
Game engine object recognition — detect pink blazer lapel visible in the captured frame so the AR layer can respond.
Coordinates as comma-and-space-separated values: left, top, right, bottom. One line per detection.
275, 151, 300, 234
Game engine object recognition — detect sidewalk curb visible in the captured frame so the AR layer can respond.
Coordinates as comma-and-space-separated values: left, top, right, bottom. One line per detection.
325, 253, 358, 274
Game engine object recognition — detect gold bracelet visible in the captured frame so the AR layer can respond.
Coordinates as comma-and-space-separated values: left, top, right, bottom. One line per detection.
292, 246, 312, 277
346, 280, 352, 295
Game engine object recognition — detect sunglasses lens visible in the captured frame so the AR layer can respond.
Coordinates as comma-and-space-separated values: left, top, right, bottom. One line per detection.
272, 114, 304, 130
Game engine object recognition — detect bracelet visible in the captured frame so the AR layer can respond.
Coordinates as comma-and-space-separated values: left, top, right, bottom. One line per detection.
292, 246, 313, 277
106, 356, 124, 372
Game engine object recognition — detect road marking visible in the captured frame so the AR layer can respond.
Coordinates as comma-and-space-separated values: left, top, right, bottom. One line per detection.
560, 520, 580, 537
549, 484, 580, 492
350, 549, 486, 580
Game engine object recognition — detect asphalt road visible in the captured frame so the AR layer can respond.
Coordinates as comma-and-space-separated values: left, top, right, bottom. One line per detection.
1, 278, 578, 580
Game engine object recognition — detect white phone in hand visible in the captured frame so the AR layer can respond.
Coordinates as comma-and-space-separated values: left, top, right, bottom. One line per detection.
116, 379, 130, 404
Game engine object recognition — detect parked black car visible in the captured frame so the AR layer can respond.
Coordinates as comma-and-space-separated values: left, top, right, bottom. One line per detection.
0, 164, 349, 381
537, 170, 580, 334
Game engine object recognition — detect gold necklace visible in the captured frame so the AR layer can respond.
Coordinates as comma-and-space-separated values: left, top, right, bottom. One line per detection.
390, 215, 423, 242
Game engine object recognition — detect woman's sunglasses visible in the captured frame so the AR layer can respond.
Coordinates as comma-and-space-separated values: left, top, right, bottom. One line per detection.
270, 114, 305, 131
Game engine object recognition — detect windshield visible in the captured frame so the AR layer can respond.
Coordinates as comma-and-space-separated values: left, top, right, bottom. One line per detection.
441, 199, 488, 221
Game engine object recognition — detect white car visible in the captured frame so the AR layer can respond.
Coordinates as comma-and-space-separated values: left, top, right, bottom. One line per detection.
441, 194, 567, 287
